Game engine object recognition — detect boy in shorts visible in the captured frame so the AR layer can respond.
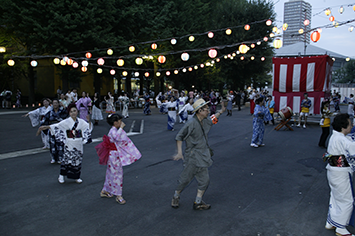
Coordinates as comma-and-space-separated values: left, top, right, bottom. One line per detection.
297, 93, 311, 129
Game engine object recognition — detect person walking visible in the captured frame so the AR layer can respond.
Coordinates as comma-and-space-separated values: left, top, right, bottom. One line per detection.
323, 113, 355, 236
96, 114, 142, 204
171, 98, 225, 210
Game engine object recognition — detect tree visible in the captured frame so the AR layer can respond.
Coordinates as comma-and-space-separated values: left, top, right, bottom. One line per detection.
333, 60, 355, 83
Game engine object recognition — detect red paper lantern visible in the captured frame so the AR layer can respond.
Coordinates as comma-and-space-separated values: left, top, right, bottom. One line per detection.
329, 16, 335, 22
85, 52, 92, 58
151, 43, 157, 50
310, 31, 321, 42
158, 55, 166, 64
244, 24, 250, 31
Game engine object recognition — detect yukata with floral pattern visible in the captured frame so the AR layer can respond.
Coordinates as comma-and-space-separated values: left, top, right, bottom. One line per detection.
49, 117, 92, 179
251, 104, 272, 146
101, 126, 142, 197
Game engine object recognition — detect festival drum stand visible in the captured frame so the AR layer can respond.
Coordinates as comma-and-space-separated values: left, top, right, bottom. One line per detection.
274, 107, 293, 131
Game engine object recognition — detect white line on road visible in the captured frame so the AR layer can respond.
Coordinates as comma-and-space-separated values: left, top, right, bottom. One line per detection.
0, 120, 144, 161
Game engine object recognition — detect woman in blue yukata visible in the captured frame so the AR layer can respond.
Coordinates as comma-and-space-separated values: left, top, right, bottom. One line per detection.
250, 97, 272, 148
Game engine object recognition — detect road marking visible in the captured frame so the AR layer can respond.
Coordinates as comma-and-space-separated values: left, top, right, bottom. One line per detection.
0, 120, 144, 161
0, 111, 27, 115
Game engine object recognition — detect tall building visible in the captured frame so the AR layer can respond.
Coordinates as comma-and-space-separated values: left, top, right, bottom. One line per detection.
283, 0, 312, 46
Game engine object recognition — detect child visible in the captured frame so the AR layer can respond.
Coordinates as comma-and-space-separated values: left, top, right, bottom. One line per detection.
297, 92, 312, 129
97, 113, 142, 204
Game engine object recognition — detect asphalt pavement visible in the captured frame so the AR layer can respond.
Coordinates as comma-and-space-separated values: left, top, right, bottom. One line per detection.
0, 105, 351, 236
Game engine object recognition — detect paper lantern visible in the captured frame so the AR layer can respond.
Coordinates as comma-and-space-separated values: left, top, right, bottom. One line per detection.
134, 72, 139, 77
238, 44, 249, 54
263, 37, 268, 42
30, 60, 38, 67
325, 9, 331, 16
257, 41, 261, 45
208, 32, 214, 38
304, 19, 310, 26
85, 52, 92, 58
0, 46, 6, 53
200, 64, 204, 68
194, 65, 198, 70
353, 5, 355, 11
208, 49, 217, 58
110, 69, 116, 75
53, 58, 60, 64
145, 72, 149, 77
122, 71, 128, 76
329, 16, 335, 22
158, 55, 166, 64
317, 28, 322, 33
298, 29, 304, 34
107, 49, 113, 55
67, 58, 73, 65
188, 67, 193, 71
166, 71, 170, 76
97, 68, 103, 74
182, 68, 187, 73
60, 59, 66, 66
81, 60, 88, 67
273, 38, 283, 49
156, 72, 161, 77
174, 70, 178, 74
339, 6, 344, 14
346, 58, 350, 62
117, 59, 124, 66
189, 36, 195, 42
171, 38, 177, 45
72, 62, 79, 68
97, 58, 105, 65
349, 26, 354, 32
181, 52, 189, 61
244, 25, 250, 31
261, 57, 265, 61
272, 26, 278, 33
266, 19, 272, 26
81, 67, 87, 72
251, 43, 255, 48
151, 43, 157, 50
251, 56, 255, 60
135, 57, 143, 65
129, 46, 135, 52
240, 57, 244, 60
216, 58, 220, 62
310, 31, 321, 42
269, 33, 275, 38
225, 29, 232, 35
282, 23, 288, 31
63, 56, 68, 62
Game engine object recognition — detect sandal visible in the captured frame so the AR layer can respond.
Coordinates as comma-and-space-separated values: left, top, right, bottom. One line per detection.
100, 191, 113, 198
116, 196, 126, 205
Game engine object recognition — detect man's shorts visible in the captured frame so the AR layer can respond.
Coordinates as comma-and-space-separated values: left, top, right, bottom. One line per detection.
300, 112, 309, 117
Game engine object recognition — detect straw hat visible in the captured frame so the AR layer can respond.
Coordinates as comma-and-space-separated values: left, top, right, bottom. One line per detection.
193, 98, 210, 112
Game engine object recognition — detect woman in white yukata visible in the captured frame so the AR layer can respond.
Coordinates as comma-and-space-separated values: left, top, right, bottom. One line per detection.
324, 113, 355, 236
39, 103, 92, 184
97, 114, 141, 204
105, 92, 115, 114
178, 98, 195, 122
163, 96, 178, 131
23, 98, 52, 149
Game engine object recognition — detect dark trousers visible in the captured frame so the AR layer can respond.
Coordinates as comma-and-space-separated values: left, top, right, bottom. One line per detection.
318, 127, 330, 147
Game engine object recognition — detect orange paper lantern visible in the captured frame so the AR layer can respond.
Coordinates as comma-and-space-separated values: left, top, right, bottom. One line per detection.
310, 31, 321, 42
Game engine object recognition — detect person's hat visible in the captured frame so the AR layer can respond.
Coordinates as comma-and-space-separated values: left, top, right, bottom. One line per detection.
193, 98, 210, 112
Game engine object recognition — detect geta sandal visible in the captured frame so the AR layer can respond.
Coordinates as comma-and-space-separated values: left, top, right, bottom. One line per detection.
116, 196, 126, 205
100, 191, 113, 198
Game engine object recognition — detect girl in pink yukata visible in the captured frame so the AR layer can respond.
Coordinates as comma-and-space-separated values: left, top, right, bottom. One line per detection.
99, 113, 142, 204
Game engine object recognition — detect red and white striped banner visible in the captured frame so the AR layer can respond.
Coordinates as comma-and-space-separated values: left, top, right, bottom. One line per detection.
272, 55, 333, 114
